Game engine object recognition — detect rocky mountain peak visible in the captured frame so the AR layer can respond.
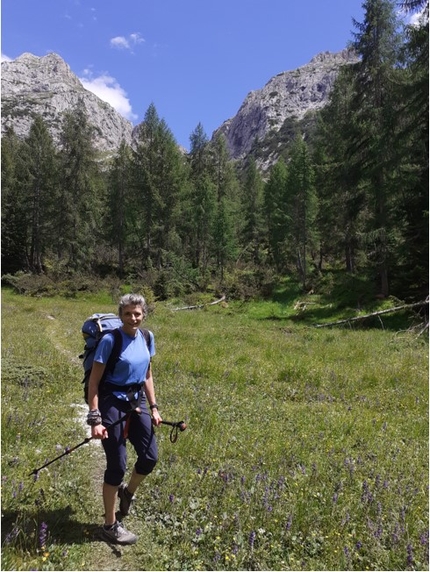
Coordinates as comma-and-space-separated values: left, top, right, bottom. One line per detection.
1, 52, 133, 153
215, 48, 358, 160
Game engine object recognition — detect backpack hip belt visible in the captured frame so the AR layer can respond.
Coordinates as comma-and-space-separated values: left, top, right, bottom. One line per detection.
102, 381, 144, 397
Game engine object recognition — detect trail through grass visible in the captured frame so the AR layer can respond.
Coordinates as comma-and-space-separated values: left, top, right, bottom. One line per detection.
1, 289, 428, 570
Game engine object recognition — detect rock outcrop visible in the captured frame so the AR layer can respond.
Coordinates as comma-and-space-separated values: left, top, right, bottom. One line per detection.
1, 49, 357, 166
1, 52, 133, 153
214, 49, 358, 161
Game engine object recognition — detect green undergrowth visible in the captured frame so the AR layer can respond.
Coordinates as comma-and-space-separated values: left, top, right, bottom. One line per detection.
1, 288, 428, 571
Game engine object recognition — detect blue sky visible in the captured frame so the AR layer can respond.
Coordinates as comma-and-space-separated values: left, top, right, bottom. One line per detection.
1, 0, 419, 150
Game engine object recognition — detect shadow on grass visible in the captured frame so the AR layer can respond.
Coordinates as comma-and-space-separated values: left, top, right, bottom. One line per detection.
2, 506, 107, 547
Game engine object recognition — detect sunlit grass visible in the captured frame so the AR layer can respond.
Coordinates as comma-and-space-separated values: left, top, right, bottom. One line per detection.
1, 288, 428, 570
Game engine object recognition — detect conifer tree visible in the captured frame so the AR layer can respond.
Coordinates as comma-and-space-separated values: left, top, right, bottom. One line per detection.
285, 135, 318, 289
314, 66, 367, 273
55, 99, 102, 270
186, 123, 216, 272
394, 2, 429, 297
241, 157, 265, 264
350, 0, 403, 296
21, 116, 58, 273
264, 159, 288, 271
107, 140, 134, 276
132, 103, 186, 270
1, 128, 28, 273
209, 133, 239, 280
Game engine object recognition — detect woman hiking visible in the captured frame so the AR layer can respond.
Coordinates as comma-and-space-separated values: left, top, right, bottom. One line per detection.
86, 293, 162, 545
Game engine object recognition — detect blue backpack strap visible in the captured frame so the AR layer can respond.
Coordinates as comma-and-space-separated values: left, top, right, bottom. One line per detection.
99, 328, 123, 390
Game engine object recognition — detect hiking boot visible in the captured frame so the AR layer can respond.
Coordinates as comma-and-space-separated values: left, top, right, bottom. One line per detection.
101, 521, 137, 545
118, 483, 135, 516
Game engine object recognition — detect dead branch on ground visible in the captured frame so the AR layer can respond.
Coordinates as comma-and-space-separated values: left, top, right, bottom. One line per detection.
315, 298, 428, 328
173, 295, 226, 311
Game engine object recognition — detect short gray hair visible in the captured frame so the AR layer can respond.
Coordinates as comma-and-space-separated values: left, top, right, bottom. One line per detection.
118, 293, 147, 318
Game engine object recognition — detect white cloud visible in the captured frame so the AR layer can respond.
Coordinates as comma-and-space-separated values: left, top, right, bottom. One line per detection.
129, 32, 145, 45
408, 7, 428, 26
79, 70, 137, 122
110, 36, 130, 50
399, 5, 428, 26
110, 32, 145, 51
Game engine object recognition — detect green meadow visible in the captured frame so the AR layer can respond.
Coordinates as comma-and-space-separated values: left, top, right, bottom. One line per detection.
1, 288, 428, 571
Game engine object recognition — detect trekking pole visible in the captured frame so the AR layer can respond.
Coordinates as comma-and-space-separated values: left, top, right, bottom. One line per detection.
29, 413, 187, 476
28, 410, 132, 477
160, 420, 187, 443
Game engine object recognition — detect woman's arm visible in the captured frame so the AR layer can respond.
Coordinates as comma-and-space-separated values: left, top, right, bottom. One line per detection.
143, 365, 162, 426
87, 361, 108, 439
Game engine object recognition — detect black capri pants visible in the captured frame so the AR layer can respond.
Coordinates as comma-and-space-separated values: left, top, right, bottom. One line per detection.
99, 392, 158, 487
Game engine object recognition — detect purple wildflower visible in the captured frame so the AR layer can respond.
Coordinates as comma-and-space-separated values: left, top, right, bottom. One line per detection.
344, 546, 350, 558
406, 543, 414, 568
39, 521, 48, 548
374, 523, 383, 539
361, 480, 373, 504
249, 530, 256, 550
4, 527, 19, 545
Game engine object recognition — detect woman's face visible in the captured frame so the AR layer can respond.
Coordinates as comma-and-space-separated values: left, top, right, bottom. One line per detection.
120, 304, 144, 336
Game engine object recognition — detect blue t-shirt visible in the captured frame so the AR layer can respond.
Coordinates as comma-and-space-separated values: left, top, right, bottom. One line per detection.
94, 329, 155, 401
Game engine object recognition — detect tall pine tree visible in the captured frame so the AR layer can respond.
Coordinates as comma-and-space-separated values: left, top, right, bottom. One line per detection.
54, 100, 102, 270
285, 135, 318, 289
350, 0, 403, 296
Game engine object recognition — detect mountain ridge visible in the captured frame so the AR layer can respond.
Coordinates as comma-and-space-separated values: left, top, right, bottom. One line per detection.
1, 49, 357, 164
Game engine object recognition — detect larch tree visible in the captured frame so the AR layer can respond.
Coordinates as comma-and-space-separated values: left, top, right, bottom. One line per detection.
186, 123, 216, 273
285, 135, 318, 289
55, 99, 102, 270
263, 159, 289, 272
209, 133, 240, 280
240, 157, 265, 265
21, 116, 58, 273
106, 140, 135, 276
1, 128, 28, 273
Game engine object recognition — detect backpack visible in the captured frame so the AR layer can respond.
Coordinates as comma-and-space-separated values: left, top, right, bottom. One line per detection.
79, 313, 150, 403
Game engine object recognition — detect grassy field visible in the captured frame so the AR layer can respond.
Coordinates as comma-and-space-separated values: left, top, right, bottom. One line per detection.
1, 288, 428, 571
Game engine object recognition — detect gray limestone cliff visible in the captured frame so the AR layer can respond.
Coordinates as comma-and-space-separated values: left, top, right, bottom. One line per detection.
1, 49, 357, 165
214, 49, 358, 161
1, 52, 133, 152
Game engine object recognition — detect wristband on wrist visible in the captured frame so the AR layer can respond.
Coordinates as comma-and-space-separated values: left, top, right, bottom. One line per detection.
149, 404, 159, 410
87, 409, 102, 426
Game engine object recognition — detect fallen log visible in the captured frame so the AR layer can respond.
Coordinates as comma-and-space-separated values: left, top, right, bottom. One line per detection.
315, 299, 428, 328
173, 295, 226, 311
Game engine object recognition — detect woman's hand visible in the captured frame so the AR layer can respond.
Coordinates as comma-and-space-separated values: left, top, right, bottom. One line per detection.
151, 409, 162, 427
91, 424, 108, 439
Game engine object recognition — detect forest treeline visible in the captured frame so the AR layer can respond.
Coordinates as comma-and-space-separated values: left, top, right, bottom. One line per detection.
2, 0, 428, 302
